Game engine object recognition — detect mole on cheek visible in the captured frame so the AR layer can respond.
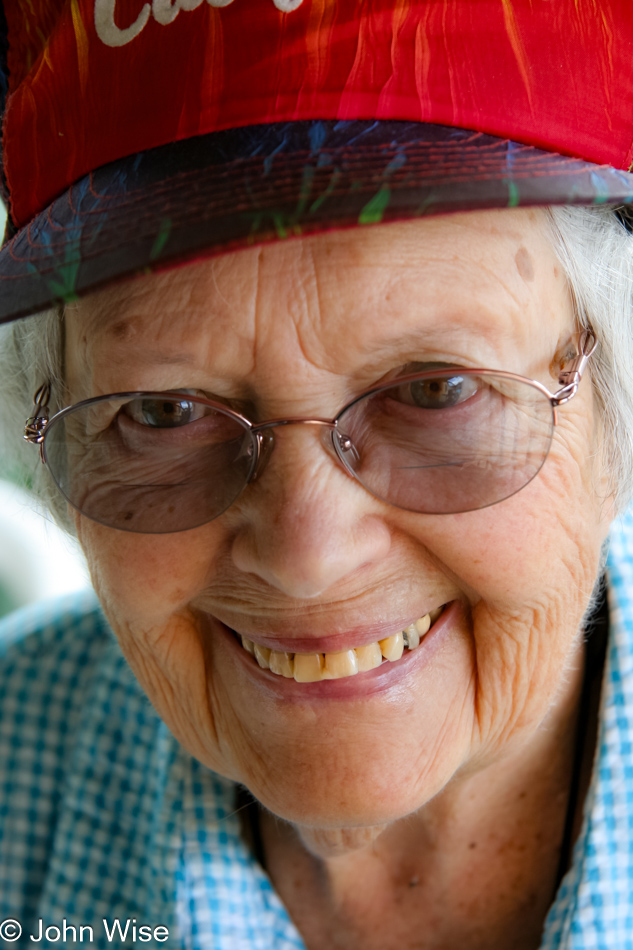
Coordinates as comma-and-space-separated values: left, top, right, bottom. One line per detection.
515, 246, 535, 283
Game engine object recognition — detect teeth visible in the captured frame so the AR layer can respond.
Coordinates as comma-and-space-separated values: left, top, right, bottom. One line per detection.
293, 653, 325, 683
324, 649, 358, 679
355, 642, 383, 672
238, 606, 445, 682
403, 623, 420, 650
253, 644, 271, 669
379, 632, 404, 662
269, 650, 295, 678
415, 614, 431, 636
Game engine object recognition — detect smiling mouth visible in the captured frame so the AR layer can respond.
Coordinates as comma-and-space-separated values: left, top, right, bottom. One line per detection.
235, 606, 445, 683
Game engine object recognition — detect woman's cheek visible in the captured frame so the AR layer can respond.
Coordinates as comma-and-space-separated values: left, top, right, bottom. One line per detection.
75, 515, 218, 624
428, 414, 605, 609
414, 443, 604, 751
75, 515, 243, 771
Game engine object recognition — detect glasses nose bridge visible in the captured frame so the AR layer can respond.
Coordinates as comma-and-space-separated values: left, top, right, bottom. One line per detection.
248, 416, 339, 483
252, 416, 338, 433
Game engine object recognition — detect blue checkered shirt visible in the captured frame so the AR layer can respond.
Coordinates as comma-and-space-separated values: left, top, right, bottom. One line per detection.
2, 510, 633, 949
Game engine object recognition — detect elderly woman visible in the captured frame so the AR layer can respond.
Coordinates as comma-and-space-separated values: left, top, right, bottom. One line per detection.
1, 3, 633, 949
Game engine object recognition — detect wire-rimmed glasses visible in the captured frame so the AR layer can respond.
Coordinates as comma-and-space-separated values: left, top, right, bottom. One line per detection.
24, 331, 597, 534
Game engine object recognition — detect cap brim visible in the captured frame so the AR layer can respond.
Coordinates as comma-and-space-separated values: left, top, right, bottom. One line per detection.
2, 120, 633, 324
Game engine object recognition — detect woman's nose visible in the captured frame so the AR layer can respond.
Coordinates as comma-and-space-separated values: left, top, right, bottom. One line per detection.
230, 426, 392, 599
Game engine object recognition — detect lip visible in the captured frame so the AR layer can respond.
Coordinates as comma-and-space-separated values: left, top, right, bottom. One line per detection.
207, 600, 462, 701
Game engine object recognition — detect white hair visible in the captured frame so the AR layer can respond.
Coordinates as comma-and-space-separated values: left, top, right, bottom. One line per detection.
0, 303, 70, 530
1, 205, 633, 536
546, 206, 633, 513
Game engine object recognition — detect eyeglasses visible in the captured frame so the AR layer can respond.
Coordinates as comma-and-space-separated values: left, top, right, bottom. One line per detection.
24, 331, 597, 534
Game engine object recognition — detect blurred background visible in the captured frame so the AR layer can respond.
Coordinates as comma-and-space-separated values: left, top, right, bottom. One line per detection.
0, 200, 90, 621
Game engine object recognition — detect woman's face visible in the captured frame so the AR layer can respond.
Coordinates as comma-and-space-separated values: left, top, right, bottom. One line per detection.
65, 209, 612, 835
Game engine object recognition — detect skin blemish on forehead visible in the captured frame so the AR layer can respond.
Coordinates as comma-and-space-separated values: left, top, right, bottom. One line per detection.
108, 318, 136, 342
515, 246, 535, 283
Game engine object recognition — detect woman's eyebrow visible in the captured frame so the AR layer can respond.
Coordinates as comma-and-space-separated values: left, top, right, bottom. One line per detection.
128, 349, 198, 367
95, 336, 199, 368
363, 321, 519, 361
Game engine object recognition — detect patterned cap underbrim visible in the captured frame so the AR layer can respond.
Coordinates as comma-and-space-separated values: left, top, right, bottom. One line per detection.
1, 120, 633, 324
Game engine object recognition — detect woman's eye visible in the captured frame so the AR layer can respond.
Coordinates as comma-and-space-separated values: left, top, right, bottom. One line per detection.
124, 396, 204, 428
394, 373, 479, 409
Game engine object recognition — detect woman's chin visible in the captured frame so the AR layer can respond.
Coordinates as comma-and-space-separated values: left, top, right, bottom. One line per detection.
237, 741, 465, 836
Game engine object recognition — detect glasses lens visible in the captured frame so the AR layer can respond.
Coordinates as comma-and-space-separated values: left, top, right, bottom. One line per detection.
43, 393, 257, 532
335, 371, 554, 514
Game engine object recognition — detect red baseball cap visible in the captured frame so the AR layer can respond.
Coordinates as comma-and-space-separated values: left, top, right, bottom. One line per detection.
1, 0, 632, 324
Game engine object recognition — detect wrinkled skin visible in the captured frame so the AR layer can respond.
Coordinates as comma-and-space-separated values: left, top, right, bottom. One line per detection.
65, 209, 612, 949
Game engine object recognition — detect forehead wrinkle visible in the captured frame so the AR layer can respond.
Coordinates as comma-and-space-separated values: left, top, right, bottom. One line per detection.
346, 322, 525, 383
393, 251, 534, 314
73, 259, 259, 385
470, 258, 537, 318
251, 241, 334, 381
383, 244, 561, 359
86, 313, 200, 386
303, 238, 542, 377
111, 347, 196, 367
290, 241, 338, 374
207, 248, 259, 377
330, 275, 532, 371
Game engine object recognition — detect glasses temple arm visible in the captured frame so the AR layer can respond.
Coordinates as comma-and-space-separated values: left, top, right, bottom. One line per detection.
552, 330, 598, 406
24, 382, 51, 455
